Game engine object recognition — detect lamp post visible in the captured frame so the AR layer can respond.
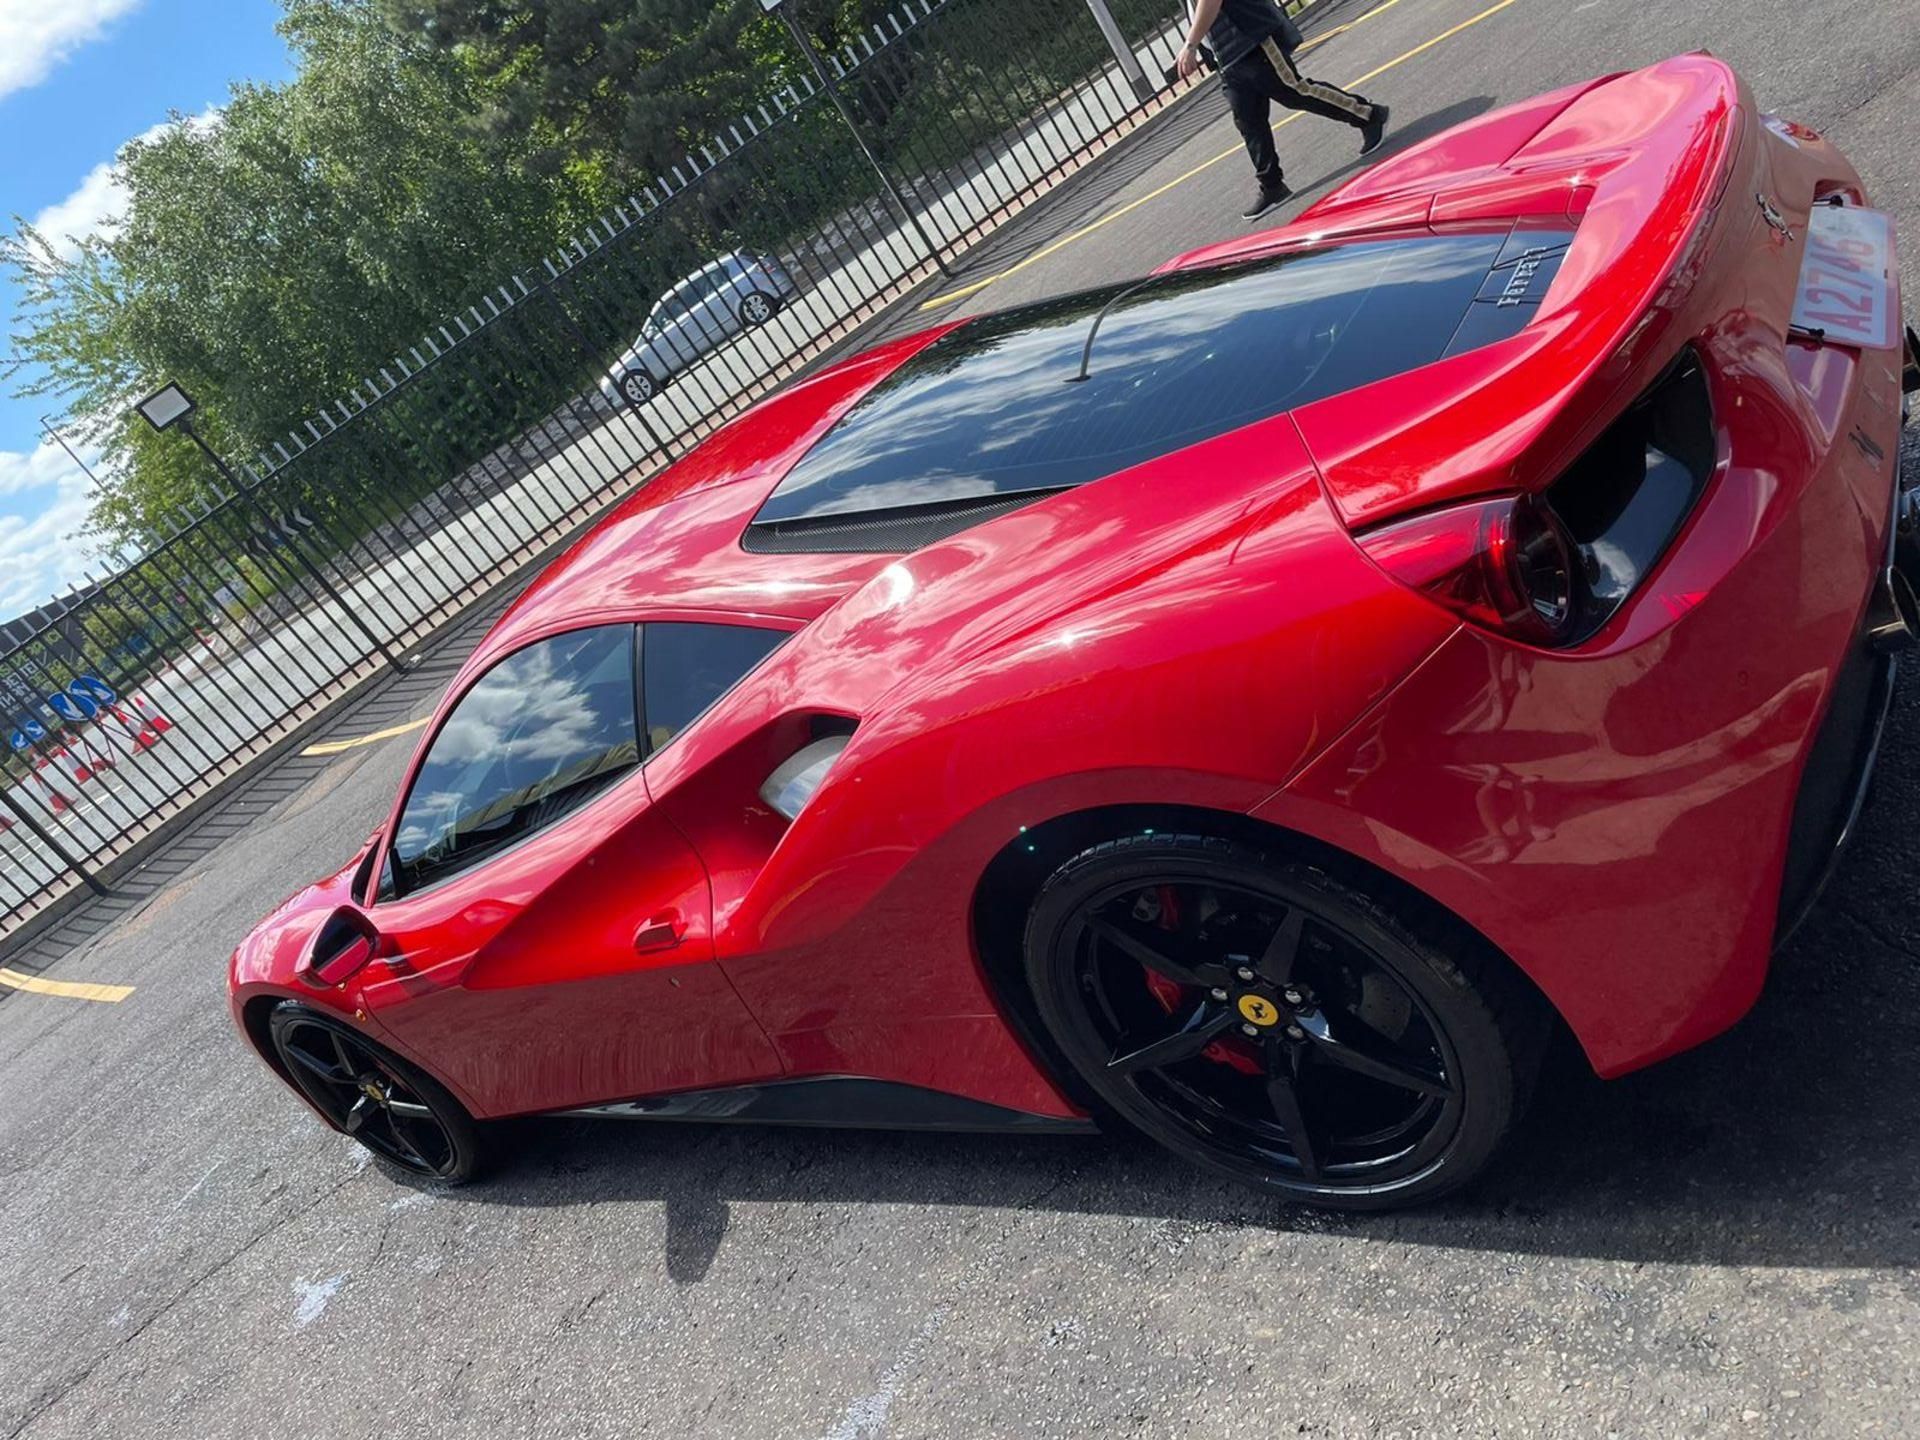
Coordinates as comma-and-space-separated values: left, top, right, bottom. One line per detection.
1081, 0, 1155, 102
135, 384, 406, 674
760, 0, 955, 278
40, 416, 104, 491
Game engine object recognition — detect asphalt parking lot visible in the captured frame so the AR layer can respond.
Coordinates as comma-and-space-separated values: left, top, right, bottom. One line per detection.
4, 0, 1920, 1434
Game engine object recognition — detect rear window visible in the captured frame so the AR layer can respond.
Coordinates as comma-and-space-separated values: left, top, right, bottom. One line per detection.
748, 231, 1531, 546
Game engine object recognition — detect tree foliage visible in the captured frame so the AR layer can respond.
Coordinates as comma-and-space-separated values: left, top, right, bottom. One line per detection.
3, 0, 571, 546
377, 0, 846, 190
4, 0, 1176, 557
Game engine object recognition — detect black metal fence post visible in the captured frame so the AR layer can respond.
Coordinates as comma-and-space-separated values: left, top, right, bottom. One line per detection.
177, 421, 410, 676
0, 789, 108, 897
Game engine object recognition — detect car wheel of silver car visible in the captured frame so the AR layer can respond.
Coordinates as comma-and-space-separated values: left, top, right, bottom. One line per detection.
738, 292, 777, 327
619, 369, 657, 406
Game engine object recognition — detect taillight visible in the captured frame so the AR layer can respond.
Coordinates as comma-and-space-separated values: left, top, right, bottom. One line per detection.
1361, 351, 1715, 648
1358, 494, 1578, 645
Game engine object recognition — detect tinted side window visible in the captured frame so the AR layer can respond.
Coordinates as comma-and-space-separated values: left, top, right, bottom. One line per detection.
642, 622, 785, 754
391, 626, 639, 895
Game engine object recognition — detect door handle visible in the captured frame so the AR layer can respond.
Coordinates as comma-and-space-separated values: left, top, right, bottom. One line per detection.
633, 909, 687, 954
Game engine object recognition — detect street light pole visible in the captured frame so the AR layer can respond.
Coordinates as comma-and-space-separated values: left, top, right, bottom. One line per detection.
39, 417, 104, 491
175, 417, 409, 676
1082, 0, 1156, 102
133, 383, 407, 676
763, 0, 956, 278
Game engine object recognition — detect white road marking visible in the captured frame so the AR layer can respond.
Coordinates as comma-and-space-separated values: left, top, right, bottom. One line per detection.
292, 1272, 348, 1329
818, 1306, 951, 1440
168, 1159, 226, 1214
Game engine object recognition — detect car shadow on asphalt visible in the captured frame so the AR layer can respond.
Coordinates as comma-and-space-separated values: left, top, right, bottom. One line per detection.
411, 676, 1920, 1286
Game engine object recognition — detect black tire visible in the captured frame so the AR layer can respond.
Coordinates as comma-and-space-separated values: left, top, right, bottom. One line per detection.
268, 1001, 486, 1185
618, 368, 657, 406
737, 291, 777, 327
1022, 835, 1543, 1211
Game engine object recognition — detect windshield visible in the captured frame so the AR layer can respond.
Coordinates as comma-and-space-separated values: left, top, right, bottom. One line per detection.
750, 231, 1533, 532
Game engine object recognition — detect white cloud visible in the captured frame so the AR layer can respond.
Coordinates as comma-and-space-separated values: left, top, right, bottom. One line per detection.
30, 160, 123, 263
0, 0, 143, 102
0, 440, 102, 620
31, 111, 219, 261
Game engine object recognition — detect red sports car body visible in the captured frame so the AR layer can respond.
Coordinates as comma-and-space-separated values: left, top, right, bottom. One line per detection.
231, 56, 1916, 1207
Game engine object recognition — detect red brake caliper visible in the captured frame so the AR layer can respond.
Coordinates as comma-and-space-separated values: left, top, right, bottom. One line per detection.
1139, 886, 1262, 1076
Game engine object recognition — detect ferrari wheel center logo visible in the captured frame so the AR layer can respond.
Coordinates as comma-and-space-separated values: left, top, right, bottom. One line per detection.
1237, 994, 1281, 1027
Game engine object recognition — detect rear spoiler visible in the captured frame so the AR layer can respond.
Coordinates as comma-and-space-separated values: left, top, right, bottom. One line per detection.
1287, 56, 1749, 531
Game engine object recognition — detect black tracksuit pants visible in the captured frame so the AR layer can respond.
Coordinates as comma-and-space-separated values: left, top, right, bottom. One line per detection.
1223, 37, 1377, 189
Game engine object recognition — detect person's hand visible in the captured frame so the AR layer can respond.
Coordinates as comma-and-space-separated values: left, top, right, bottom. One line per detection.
1176, 43, 1200, 79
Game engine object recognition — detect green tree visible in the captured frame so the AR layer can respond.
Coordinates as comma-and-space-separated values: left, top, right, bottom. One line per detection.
3, 0, 569, 546
378, 0, 797, 189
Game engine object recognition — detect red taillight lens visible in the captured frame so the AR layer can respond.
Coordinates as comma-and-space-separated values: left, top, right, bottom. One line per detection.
1358, 494, 1578, 645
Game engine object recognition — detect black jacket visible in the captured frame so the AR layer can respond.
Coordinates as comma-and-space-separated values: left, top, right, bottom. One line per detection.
1197, 0, 1303, 68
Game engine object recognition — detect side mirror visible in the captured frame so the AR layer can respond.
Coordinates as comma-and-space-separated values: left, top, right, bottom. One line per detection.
303, 906, 380, 987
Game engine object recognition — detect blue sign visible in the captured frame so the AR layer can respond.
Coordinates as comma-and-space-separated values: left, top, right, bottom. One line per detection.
6, 676, 118, 751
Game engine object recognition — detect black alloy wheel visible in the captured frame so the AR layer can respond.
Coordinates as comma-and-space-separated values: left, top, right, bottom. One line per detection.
738, 291, 777, 327
269, 1003, 483, 1183
619, 369, 657, 406
1024, 835, 1541, 1210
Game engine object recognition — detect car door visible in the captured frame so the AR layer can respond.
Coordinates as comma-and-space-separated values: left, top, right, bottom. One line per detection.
705, 263, 749, 342
642, 281, 695, 373
354, 624, 782, 1118
674, 276, 725, 367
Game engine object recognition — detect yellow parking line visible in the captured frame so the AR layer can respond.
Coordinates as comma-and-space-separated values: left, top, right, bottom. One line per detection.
301, 716, 430, 758
918, 0, 1521, 312
0, 968, 135, 1003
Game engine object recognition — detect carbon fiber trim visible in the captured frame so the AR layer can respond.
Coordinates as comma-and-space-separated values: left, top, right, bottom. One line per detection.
740, 489, 1064, 554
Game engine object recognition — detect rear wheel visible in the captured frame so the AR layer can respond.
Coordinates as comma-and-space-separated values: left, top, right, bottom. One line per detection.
268, 1002, 484, 1184
738, 291, 776, 327
1023, 835, 1541, 1210
618, 368, 657, 406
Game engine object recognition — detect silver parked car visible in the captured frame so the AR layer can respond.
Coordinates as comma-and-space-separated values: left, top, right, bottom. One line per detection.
601, 250, 800, 407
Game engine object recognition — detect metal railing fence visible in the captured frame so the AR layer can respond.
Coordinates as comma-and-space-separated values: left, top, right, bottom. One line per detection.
0, 0, 1318, 940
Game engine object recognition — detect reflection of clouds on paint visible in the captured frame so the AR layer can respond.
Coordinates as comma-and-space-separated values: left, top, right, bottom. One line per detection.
759, 235, 1501, 524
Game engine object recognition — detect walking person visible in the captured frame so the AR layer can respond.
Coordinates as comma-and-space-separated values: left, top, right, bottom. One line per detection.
1177, 0, 1390, 219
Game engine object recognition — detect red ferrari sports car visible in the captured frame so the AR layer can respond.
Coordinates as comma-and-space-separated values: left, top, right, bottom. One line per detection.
231, 55, 1917, 1209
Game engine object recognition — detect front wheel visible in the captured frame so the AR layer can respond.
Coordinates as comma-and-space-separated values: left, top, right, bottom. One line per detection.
269, 1002, 485, 1184
1023, 835, 1542, 1210
617, 368, 657, 406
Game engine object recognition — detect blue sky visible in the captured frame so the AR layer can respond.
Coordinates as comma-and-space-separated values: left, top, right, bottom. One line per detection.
0, 0, 293, 622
